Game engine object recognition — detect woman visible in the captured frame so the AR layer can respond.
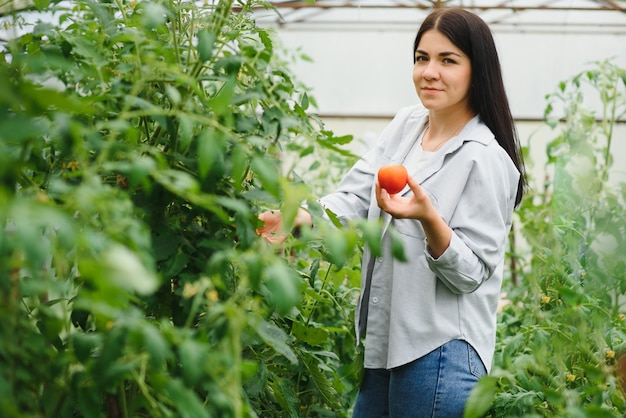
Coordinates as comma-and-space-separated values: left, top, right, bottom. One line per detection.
259, 7, 525, 417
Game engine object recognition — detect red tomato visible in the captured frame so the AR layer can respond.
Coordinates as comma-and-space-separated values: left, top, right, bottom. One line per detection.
377, 165, 408, 195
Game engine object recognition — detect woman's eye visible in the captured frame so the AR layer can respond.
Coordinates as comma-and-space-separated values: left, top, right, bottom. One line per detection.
415, 55, 428, 62
443, 58, 457, 64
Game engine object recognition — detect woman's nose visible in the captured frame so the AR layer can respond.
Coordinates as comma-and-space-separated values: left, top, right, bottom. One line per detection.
422, 62, 439, 80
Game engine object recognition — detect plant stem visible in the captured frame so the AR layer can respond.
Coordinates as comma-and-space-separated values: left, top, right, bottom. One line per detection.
305, 262, 332, 327
600, 74, 618, 184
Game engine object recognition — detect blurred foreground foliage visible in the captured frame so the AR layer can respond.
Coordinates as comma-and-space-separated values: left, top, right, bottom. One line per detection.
466, 61, 626, 417
0, 0, 364, 416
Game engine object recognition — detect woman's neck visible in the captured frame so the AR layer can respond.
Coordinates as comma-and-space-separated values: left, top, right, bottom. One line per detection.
422, 108, 475, 152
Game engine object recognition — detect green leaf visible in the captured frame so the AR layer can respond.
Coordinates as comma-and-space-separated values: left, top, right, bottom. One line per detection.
557, 284, 582, 304
300, 92, 309, 111
251, 155, 280, 197
179, 339, 206, 385
243, 360, 266, 397
101, 244, 159, 295
33, 0, 52, 10
141, 2, 168, 30
104, 156, 156, 189
152, 230, 180, 262
264, 262, 302, 315
324, 228, 348, 267
178, 115, 195, 154
198, 128, 225, 179
255, 318, 297, 364
152, 169, 200, 196
291, 321, 329, 346
230, 144, 248, 189
164, 84, 181, 105
324, 207, 344, 229
209, 75, 236, 115
240, 251, 263, 289
361, 220, 383, 257
300, 145, 315, 158
0, 115, 46, 143
271, 378, 300, 418
36, 315, 63, 349
197, 29, 217, 62
91, 327, 128, 386
161, 250, 189, 278
464, 376, 497, 418
582, 405, 623, 417
165, 379, 211, 418
71, 332, 102, 363
141, 322, 170, 368
390, 228, 407, 262
215, 196, 249, 215
25, 82, 92, 114
302, 352, 341, 409
61, 33, 108, 68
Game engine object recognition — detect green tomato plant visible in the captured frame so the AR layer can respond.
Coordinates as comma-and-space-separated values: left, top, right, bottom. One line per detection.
465, 60, 626, 417
0, 0, 365, 416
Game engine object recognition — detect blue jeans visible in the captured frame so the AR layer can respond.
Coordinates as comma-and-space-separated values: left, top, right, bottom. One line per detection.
352, 339, 487, 418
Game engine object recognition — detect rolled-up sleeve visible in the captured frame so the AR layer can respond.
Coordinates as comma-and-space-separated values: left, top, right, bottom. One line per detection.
318, 151, 376, 225
424, 145, 519, 294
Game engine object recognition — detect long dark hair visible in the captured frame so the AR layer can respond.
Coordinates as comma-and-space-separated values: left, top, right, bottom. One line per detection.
413, 8, 526, 206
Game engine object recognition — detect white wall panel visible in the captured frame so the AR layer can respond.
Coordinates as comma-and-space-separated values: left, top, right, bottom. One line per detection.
271, 27, 626, 119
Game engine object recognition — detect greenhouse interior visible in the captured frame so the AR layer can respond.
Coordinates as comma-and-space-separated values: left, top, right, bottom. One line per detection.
252, 0, 626, 185
1, 0, 626, 417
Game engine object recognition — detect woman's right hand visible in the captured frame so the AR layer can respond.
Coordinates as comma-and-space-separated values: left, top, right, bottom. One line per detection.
257, 208, 312, 244
257, 210, 288, 243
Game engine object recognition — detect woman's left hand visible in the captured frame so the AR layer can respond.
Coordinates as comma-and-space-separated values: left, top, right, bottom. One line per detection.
376, 175, 436, 221
376, 175, 452, 258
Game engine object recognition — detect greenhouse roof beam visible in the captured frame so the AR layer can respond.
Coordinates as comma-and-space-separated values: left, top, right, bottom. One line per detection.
250, 0, 626, 34
262, 0, 626, 12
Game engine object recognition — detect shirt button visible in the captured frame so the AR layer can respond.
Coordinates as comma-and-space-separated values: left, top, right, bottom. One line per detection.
372, 297, 379, 304
377, 257, 383, 263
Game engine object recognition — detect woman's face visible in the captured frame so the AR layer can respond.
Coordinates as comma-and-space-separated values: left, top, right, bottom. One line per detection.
413, 29, 472, 114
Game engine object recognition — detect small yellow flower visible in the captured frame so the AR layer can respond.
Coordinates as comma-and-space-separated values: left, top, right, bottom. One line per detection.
606, 350, 616, 359
580, 270, 587, 279
541, 295, 551, 304
182, 282, 202, 298
619, 313, 625, 321
566, 373, 576, 382
206, 289, 219, 302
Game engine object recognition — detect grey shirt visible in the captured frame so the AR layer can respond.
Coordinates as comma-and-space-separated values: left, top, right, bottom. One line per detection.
319, 104, 520, 371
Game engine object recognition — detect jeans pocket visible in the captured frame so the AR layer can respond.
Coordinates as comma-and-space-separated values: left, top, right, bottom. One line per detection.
468, 343, 487, 379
